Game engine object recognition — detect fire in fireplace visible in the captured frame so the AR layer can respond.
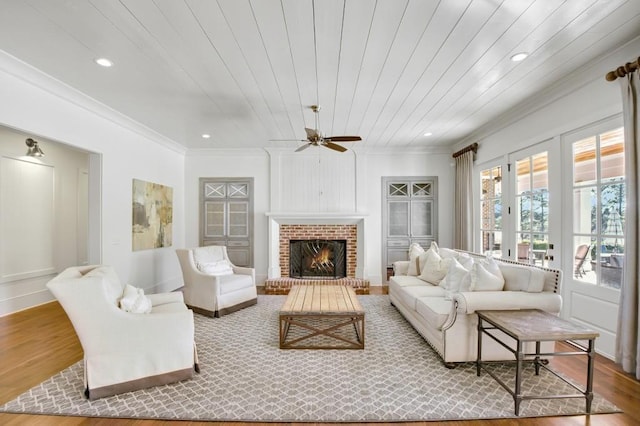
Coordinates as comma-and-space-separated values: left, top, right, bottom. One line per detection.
289, 239, 347, 279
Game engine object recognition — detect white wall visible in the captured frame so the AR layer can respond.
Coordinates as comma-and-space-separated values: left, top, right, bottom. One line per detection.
185, 148, 455, 286
0, 51, 187, 315
0, 128, 89, 315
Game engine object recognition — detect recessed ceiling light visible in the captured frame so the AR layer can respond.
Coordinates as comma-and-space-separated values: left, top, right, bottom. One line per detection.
423, 132, 433, 137
95, 57, 113, 67
510, 52, 528, 62
201, 134, 211, 139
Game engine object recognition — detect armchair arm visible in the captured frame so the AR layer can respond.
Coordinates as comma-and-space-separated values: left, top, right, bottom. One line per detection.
147, 291, 184, 306
232, 266, 256, 284
453, 291, 562, 315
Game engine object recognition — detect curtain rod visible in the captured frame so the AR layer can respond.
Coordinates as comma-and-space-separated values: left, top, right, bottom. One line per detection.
452, 143, 478, 159
605, 56, 639, 81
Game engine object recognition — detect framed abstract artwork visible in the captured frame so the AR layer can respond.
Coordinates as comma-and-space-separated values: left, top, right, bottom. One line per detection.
132, 178, 173, 251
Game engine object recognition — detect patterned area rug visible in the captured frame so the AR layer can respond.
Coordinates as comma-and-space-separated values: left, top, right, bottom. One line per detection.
0, 295, 620, 422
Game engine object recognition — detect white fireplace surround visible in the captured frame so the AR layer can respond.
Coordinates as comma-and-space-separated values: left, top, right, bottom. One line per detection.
266, 212, 367, 280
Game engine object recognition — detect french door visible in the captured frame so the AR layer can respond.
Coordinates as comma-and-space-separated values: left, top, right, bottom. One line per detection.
478, 140, 560, 268
561, 119, 624, 359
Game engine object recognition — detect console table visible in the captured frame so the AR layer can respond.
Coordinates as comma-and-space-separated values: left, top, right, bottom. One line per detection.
476, 309, 599, 416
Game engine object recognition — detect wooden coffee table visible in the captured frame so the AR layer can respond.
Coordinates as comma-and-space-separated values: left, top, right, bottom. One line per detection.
279, 285, 365, 349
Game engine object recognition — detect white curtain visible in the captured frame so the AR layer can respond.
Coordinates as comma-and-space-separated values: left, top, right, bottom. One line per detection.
616, 70, 640, 380
454, 150, 474, 250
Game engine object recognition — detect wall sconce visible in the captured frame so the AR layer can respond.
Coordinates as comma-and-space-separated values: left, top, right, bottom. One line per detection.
25, 138, 45, 157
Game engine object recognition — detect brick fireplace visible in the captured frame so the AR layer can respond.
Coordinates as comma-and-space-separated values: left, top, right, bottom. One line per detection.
280, 224, 357, 278
265, 213, 369, 293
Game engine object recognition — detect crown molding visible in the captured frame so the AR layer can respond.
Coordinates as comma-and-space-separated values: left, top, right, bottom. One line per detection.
0, 49, 186, 155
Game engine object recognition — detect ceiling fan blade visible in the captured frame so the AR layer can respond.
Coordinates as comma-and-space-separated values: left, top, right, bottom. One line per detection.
269, 139, 307, 142
323, 141, 348, 152
295, 143, 312, 152
305, 128, 319, 140
325, 136, 361, 142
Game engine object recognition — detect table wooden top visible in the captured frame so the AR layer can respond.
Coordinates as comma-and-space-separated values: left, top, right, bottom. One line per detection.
477, 309, 599, 342
280, 285, 364, 315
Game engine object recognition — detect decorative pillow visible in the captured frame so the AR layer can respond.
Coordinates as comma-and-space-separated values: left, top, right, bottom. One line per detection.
499, 263, 545, 292
440, 258, 471, 292
119, 284, 152, 314
192, 246, 225, 267
470, 257, 505, 291
198, 260, 234, 276
431, 243, 475, 270
407, 243, 424, 276
418, 249, 452, 285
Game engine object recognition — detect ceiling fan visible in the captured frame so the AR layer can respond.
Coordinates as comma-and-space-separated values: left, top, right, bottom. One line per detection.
273, 105, 361, 152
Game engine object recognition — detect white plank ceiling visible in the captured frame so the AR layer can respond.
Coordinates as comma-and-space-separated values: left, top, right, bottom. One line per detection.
1, 0, 639, 151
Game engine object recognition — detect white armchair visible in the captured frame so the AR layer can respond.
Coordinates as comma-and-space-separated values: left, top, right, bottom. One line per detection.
176, 246, 257, 317
46, 265, 198, 400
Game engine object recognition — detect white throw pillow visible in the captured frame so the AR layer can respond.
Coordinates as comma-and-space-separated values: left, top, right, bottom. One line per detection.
418, 249, 451, 285
198, 260, 234, 276
119, 284, 152, 314
470, 257, 505, 291
440, 258, 471, 292
407, 243, 424, 276
499, 263, 545, 292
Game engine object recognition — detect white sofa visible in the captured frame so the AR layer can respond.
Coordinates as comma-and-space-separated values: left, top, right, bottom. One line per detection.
389, 245, 563, 367
176, 246, 257, 317
47, 265, 198, 400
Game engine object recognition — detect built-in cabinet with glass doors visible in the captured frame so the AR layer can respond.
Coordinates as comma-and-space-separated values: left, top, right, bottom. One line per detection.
382, 177, 438, 279
199, 178, 253, 267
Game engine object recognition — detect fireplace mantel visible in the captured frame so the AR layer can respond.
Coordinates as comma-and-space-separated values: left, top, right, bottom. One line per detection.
266, 212, 368, 279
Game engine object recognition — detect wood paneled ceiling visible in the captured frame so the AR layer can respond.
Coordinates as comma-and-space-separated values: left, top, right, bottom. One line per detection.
1, 0, 639, 151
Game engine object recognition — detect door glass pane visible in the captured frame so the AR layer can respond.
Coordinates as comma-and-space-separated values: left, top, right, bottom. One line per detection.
204, 183, 225, 198
412, 183, 431, 197
228, 202, 248, 237
388, 183, 408, 197
204, 201, 225, 237
411, 200, 432, 237
228, 183, 248, 198
572, 126, 624, 289
388, 201, 409, 236
480, 166, 502, 257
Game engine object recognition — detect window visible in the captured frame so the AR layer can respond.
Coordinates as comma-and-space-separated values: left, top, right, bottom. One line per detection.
572, 127, 625, 289
480, 166, 502, 257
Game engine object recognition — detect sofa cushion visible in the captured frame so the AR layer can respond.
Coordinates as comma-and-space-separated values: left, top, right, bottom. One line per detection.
397, 285, 447, 310
85, 266, 123, 305
470, 257, 505, 291
418, 249, 451, 285
218, 274, 254, 295
407, 243, 424, 276
499, 263, 545, 292
415, 296, 453, 329
390, 275, 430, 288
150, 302, 189, 313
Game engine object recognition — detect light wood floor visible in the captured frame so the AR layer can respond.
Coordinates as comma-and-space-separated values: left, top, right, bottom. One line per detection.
1, 287, 638, 425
